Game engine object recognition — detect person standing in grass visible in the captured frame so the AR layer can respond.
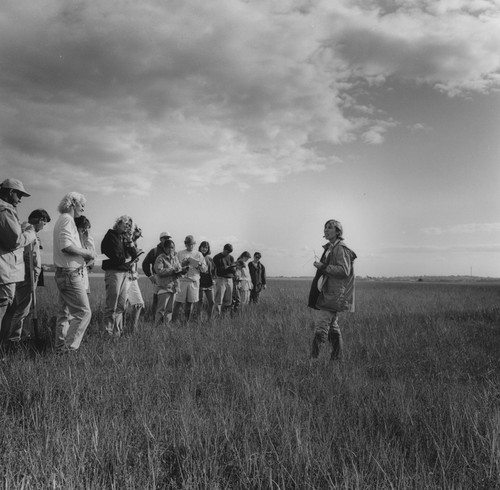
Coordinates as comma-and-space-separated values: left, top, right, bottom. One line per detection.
173, 235, 207, 323
248, 252, 266, 303
198, 241, 216, 320
101, 215, 140, 338
142, 231, 172, 317
53, 192, 96, 352
6, 208, 51, 343
235, 251, 253, 307
125, 224, 145, 334
153, 239, 187, 325
308, 219, 357, 361
0, 179, 37, 344
213, 243, 237, 317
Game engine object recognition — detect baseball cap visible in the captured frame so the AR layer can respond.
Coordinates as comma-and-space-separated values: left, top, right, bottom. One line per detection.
1, 178, 30, 197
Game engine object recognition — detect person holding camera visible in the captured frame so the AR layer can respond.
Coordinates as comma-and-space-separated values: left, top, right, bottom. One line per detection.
100, 215, 141, 338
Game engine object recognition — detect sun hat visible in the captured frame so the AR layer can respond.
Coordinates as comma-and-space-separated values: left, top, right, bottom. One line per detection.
0, 178, 30, 197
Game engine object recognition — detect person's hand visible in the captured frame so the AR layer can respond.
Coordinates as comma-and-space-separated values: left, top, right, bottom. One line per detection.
313, 261, 324, 270
263, 285, 267, 290
83, 250, 96, 262
149, 275, 157, 284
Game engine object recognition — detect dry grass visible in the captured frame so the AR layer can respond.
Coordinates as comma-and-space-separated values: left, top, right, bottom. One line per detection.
0, 277, 499, 489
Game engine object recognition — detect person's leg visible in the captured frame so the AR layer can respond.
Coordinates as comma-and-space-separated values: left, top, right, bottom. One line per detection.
0, 283, 16, 342
103, 271, 120, 336
172, 301, 183, 323
311, 309, 336, 359
328, 313, 342, 361
155, 292, 168, 325
56, 270, 92, 351
214, 278, 225, 316
205, 288, 214, 320
113, 273, 131, 337
126, 278, 143, 334
8, 282, 32, 342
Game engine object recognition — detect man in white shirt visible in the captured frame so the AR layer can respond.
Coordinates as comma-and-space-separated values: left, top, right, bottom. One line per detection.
53, 192, 96, 352
173, 235, 207, 323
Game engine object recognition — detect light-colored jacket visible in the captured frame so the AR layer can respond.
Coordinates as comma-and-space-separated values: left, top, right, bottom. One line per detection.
154, 253, 182, 294
309, 239, 357, 313
0, 200, 36, 284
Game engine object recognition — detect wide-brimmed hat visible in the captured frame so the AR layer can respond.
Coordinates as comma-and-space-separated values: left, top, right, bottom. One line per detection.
159, 231, 171, 240
1, 178, 30, 197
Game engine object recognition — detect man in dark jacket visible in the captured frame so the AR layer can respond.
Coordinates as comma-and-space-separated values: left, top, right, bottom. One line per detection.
141, 231, 171, 316
248, 252, 267, 304
213, 243, 237, 316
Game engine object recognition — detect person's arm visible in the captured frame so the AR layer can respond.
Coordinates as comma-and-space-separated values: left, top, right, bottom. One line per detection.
58, 216, 95, 261
0, 209, 36, 251
142, 249, 155, 277
62, 244, 95, 262
321, 246, 351, 278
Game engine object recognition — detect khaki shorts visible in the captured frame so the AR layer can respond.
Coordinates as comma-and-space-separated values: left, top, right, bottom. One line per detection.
176, 280, 199, 303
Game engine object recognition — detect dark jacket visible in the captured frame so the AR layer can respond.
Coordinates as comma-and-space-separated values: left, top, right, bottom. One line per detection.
213, 252, 235, 278
248, 261, 266, 292
101, 229, 138, 272
141, 243, 164, 277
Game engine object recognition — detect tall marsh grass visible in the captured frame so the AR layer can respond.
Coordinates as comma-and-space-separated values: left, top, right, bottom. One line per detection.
0, 277, 499, 488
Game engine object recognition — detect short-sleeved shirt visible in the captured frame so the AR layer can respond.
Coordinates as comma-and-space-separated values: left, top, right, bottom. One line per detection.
53, 213, 85, 269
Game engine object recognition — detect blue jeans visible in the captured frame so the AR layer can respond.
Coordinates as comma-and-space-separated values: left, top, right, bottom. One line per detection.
55, 269, 91, 351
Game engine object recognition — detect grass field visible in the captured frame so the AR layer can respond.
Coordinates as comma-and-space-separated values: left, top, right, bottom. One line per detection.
0, 277, 499, 489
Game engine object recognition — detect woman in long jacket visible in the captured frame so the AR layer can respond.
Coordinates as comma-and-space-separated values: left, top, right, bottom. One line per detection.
308, 219, 357, 361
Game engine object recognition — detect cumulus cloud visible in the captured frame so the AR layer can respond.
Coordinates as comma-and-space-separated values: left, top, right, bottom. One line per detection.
0, 0, 499, 194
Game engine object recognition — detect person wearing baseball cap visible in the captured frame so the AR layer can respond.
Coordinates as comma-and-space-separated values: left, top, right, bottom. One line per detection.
141, 231, 172, 316
0, 178, 37, 343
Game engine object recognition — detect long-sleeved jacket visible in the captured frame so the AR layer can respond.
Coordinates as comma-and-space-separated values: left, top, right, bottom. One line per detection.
101, 229, 138, 272
0, 200, 36, 284
213, 252, 235, 278
248, 261, 266, 291
142, 243, 163, 277
153, 253, 182, 293
308, 239, 357, 312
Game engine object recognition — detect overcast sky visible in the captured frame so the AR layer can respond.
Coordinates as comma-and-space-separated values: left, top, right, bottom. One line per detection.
1, 0, 499, 277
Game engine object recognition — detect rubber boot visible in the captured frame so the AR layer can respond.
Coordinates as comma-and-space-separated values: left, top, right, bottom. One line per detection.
329, 330, 343, 361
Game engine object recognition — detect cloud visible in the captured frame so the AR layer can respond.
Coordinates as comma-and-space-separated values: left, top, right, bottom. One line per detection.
421, 223, 500, 235
1, 0, 499, 194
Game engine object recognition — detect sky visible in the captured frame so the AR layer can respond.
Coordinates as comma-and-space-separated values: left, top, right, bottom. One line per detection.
1, 0, 499, 278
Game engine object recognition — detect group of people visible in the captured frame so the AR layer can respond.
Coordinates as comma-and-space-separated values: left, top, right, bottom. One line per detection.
0, 179, 268, 354
141, 234, 267, 326
1, 177, 356, 362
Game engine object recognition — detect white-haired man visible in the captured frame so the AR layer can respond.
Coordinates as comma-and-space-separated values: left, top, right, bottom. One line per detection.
53, 192, 96, 352
0, 179, 37, 344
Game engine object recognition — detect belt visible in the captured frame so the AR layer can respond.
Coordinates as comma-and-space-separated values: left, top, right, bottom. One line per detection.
56, 266, 84, 273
